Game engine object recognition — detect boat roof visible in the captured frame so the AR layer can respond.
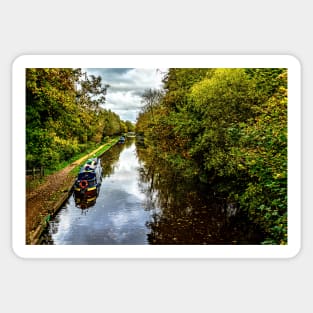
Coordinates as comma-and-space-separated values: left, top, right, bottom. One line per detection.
79, 158, 99, 173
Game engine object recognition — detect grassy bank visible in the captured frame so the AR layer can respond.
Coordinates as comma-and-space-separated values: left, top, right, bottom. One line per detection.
27, 137, 119, 194
70, 136, 119, 176
47, 137, 119, 175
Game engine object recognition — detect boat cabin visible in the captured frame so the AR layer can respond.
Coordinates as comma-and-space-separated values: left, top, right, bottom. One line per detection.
73, 158, 102, 198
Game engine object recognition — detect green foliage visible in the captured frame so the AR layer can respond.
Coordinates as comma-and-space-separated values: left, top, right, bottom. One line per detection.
136, 68, 288, 244
234, 74, 288, 244
125, 120, 135, 132
26, 68, 127, 171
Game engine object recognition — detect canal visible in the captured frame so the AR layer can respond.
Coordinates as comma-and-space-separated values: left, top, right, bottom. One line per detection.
41, 138, 264, 245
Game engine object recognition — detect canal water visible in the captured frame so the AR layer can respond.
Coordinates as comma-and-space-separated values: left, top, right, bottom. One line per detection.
41, 139, 264, 245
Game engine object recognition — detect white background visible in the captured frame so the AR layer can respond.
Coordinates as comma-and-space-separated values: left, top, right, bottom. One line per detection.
2, 0, 311, 312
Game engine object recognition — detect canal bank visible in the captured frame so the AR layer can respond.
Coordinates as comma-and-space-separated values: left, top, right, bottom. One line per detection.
26, 137, 119, 245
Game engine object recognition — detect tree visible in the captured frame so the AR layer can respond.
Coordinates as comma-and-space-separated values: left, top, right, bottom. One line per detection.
26, 68, 124, 170
125, 120, 135, 132
26, 68, 80, 167
141, 88, 163, 121
136, 67, 288, 244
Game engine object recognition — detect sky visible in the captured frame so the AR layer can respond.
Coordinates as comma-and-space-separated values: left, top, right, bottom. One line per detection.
85, 68, 167, 123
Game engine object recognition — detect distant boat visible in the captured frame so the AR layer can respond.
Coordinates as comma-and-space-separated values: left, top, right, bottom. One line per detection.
73, 158, 102, 199
118, 136, 125, 144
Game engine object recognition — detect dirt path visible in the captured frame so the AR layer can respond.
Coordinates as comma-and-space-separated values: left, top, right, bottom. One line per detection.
26, 143, 113, 244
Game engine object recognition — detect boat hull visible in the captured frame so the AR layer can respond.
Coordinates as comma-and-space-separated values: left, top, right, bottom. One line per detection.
74, 185, 98, 197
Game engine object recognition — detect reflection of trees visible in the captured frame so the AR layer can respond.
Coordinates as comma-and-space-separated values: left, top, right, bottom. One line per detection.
101, 141, 126, 177
137, 146, 264, 244
101, 138, 135, 178
124, 137, 134, 148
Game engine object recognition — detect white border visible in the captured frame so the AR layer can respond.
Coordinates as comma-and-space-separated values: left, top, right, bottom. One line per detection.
12, 55, 301, 259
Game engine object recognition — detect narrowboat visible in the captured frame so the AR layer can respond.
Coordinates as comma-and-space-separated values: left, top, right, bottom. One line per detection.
73, 158, 102, 198
118, 136, 125, 144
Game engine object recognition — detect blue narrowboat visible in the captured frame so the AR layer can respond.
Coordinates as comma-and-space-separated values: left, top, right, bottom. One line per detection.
73, 158, 102, 198
118, 136, 125, 144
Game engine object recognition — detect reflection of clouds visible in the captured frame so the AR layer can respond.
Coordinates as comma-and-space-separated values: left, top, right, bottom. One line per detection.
110, 145, 146, 201
110, 209, 142, 229
50, 142, 151, 244
102, 143, 149, 232
51, 204, 89, 244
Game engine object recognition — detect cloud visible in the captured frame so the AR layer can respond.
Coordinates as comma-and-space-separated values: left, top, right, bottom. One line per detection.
85, 68, 167, 122
106, 91, 141, 110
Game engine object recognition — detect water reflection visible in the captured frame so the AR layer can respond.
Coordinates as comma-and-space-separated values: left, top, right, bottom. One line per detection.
40, 138, 264, 245
136, 143, 264, 244
41, 138, 152, 245
74, 194, 98, 210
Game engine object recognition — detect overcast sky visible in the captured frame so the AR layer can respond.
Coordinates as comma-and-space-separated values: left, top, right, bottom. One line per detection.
85, 68, 167, 123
